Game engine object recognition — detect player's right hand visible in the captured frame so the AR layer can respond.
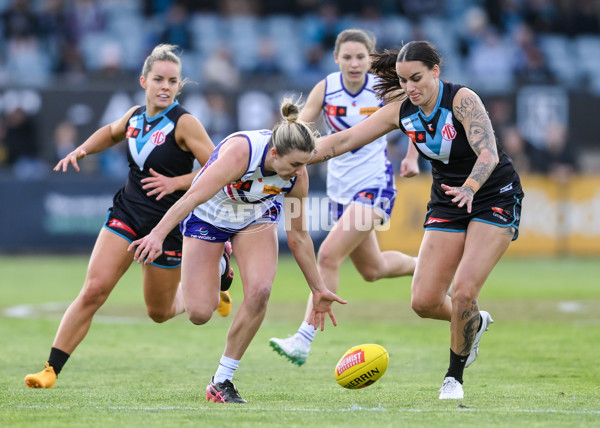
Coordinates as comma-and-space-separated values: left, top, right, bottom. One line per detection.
54, 149, 87, 172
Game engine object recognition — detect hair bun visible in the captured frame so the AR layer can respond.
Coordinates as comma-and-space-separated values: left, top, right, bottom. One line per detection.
281, 101, 299, 123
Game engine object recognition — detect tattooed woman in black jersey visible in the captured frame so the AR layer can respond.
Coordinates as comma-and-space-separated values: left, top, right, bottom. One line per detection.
310, 40, 524, 400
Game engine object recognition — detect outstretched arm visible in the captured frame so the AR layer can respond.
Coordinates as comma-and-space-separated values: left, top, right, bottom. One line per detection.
285, 170, 347, 330
443, 88, 499, 213
309, 101, 402, 164
54, 106, 138, 172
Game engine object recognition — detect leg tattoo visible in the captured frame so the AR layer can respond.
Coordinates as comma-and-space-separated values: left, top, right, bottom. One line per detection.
460, 301, 480, 355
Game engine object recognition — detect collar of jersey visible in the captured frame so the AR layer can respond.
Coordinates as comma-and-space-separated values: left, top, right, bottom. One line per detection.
340, 72, 368, 98
418, 80, 443, 121
144, 99, 179, 122
260, 142, 277, 177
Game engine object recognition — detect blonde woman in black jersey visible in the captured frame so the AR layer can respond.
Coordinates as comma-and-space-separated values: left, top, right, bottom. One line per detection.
24, 44, 234, 389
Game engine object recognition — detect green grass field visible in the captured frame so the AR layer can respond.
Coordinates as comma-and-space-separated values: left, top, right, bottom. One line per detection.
1, 255, 599, 427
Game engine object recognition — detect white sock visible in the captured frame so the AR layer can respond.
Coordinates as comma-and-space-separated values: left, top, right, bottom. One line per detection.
219, 256, 226, 276
214, 355, 239, 384
297, 321, 317, 344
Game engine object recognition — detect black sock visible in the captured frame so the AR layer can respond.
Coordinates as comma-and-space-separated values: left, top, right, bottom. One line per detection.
445, 348, 467, 384
48, 347, 70, 376
220, 252, 233, 292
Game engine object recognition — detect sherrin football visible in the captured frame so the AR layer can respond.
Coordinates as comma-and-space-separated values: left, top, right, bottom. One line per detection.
334, 344, 389, 389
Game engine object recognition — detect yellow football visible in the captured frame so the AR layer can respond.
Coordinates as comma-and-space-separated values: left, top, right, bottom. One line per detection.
334, 344, 389, 389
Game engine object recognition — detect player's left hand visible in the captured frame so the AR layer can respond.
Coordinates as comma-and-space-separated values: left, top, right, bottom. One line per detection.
442, 183, 474, 213
309, 290, 347, 331
141, 168, 178, 200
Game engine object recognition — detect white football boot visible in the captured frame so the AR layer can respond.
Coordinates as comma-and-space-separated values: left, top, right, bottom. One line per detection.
438, 377, 464, 399
269, 334, 310, 366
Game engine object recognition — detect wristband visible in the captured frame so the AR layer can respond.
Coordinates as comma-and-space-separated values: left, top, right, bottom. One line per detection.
463, 178, 480, 193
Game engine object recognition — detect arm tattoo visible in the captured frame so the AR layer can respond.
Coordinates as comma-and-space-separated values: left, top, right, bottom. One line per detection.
322, 146, 336, 162
460, 186, 475, 198
310, 147, 336, 164
454, 94, 499, 189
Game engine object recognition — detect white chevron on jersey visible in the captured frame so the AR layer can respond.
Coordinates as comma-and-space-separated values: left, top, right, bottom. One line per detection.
127, 115, 175, 171
190, 130, 296, 231
401, 112, 454, 164
322, 72, 393, 203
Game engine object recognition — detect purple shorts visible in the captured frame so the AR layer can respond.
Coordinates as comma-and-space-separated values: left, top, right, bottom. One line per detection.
329, 187, 397, 224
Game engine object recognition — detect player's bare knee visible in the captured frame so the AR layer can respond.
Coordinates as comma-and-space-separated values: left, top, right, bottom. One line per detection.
186, 308, 213, 325
357, 266, 381, 282
78, 279, 111, 308
411, 294, 442, 318
411, 299, 430, 318
450, 282, 479, 310
243, 284, 271, 313
147, 308, 171, 323
317, 248, 343, 272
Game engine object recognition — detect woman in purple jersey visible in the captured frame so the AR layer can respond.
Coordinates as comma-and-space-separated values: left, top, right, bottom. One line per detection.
270, 29, 419, 367
129, 98, 346, 404
310, 41, 523, 400
24, 44, 232, 389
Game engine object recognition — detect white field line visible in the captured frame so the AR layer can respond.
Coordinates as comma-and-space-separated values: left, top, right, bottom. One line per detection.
3, 405, 600, 414
2, 302, 146, 323
3, 300, 596, 323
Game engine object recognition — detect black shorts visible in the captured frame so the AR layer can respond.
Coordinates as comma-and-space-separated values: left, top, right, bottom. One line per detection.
104, 205, 182, 268
423, 190, 523, 241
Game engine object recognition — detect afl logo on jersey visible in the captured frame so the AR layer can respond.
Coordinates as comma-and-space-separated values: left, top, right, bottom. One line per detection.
150, 130, 166, 146
441, 124, 457, 141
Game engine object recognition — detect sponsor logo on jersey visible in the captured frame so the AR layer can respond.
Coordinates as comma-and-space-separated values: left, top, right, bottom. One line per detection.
150, 130, 166, 146
108, 218, 136, 236
326, 104, 347, 117
406, 130, 427, 143
359, 107, 379, 116
425, 217, 451, 225
126, 127, 140, 138
402, 117, 420, 126
262, 184, 282, 194
500, 183, 513, 193
441, 123, 457, 140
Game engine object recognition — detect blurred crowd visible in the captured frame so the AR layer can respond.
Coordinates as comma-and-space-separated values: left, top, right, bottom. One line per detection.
0, 0, 598, 180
